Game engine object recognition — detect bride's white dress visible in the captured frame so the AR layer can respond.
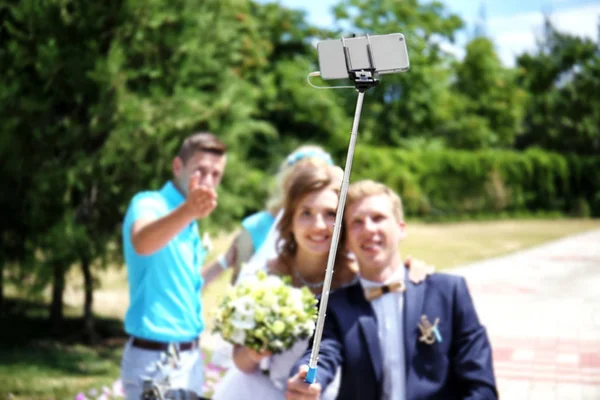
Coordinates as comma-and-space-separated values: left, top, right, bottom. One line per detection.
211, 339, 340, 400
211, 210, 341, 398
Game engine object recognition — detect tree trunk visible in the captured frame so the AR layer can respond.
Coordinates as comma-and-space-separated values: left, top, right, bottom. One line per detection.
81, 256, 97, 344
50, 263, 66, 333
0, 261, 4, 315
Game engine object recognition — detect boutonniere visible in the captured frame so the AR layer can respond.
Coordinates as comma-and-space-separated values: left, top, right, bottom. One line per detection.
417, 315, 443, 345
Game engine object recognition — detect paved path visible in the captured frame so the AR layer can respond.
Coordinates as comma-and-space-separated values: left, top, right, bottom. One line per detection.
201, 228, 600, 398
450, 228, 600, 400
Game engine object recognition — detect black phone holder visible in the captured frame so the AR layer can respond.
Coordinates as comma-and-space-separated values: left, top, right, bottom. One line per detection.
342, 35, 380, 93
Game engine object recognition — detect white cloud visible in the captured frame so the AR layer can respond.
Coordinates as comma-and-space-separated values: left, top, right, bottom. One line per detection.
494, 32, 538, 67
488, 3, 600, 66
551, 4, 600, 38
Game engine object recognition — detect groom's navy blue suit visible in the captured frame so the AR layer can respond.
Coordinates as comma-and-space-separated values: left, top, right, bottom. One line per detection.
293, 272, 498, 399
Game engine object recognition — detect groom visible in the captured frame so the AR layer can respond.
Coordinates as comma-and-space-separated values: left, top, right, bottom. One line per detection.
286, 180, 497, 399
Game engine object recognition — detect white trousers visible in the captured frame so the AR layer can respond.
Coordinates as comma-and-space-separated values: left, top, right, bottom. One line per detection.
120, 337, 205, 400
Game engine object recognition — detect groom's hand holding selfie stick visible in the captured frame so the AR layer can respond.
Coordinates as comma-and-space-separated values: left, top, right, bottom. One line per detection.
286, 365, 321, 400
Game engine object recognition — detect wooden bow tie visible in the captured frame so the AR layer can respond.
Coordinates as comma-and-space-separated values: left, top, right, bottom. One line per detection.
364, 281, 406, 301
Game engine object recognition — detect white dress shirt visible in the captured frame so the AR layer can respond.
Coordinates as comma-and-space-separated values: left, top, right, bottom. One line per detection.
360, 267, 407, 400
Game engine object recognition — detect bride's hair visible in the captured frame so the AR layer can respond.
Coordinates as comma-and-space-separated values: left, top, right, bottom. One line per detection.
265, 145, 333, 215
272, 163, 356, 290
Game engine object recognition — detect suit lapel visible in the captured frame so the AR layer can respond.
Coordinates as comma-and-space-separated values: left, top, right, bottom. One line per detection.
359, 315, 383, 384
403, 276, 427, 371
349, 284, 383, 384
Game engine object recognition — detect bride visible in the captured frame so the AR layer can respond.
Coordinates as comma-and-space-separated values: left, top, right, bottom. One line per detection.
210, 161, 434, 399
211, 162, 354, 399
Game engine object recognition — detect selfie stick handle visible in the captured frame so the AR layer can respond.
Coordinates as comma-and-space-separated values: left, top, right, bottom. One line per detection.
306, 37, 379, 384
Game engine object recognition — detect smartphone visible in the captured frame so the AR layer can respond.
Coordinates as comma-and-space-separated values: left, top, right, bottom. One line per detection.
317, 33, 410, 80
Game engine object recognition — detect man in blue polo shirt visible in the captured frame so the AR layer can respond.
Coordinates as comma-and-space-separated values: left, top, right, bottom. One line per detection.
120, 132, 227, 399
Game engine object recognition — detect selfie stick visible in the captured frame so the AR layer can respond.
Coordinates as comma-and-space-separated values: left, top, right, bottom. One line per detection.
305, 35, 380, 384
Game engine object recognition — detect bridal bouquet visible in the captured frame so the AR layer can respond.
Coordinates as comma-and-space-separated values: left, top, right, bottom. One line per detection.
213, 271, 318, 354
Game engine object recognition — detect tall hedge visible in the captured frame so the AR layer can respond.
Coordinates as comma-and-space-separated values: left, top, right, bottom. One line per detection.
351, 147, 600, 219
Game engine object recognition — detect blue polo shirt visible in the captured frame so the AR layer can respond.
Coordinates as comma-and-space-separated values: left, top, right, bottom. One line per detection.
122, 181, 206, 342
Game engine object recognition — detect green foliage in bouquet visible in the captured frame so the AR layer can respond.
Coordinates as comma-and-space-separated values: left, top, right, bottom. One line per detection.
213, 270, 318, 354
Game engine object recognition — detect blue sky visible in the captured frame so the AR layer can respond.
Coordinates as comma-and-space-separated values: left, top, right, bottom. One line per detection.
262, 0, 600, 66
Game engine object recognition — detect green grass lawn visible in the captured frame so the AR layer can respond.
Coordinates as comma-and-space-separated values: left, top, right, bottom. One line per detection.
2, 218, 599, 400
0, 341, 122, 400
399, 218, 600, 269
0, 300, 125, 400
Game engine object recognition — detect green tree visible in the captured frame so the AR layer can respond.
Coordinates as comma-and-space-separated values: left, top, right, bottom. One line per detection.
450, 37, 527, 148
231, 2, 351, 167
0, 0, 343, 329
100, 0, 278, 227
330, 0, 464, 146
0, 0, 125, 335
516, 18, 600, 154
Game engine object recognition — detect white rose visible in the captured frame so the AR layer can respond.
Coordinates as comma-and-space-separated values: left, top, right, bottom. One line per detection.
271, 340, 284, 351
288, 290, 305, 310
232, 296, 255, 317
261, 292, 278, 307
292, 323, 303, 336
231, 328, 246, 345
230, 311, 256, 330
303, 320, 316, 333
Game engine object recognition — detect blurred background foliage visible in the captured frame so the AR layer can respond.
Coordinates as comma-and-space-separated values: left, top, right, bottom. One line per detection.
1, 0, 599, 332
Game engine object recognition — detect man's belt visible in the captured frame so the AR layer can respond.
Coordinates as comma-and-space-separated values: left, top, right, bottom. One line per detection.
131, 337, 199, 351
